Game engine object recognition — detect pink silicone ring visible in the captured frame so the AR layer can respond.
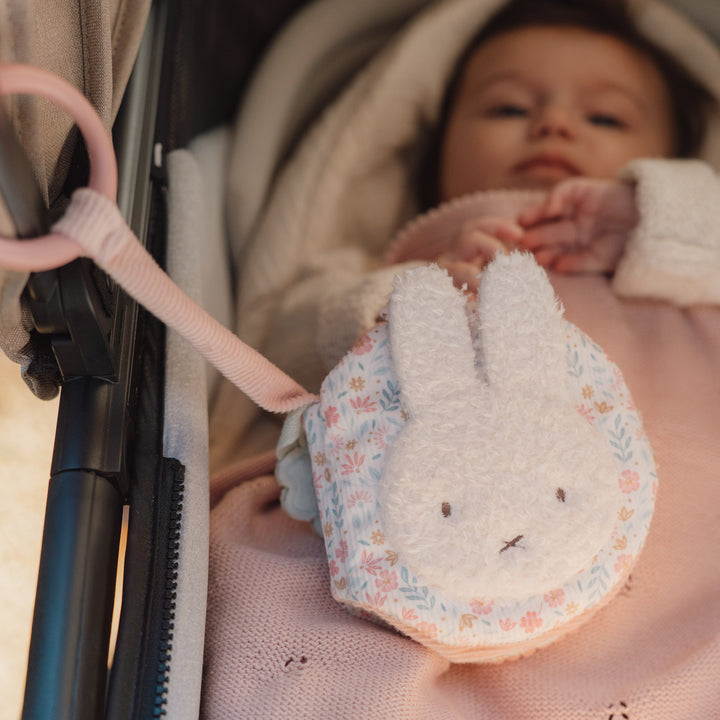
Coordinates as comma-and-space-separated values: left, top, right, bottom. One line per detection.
0, 64, 118, 271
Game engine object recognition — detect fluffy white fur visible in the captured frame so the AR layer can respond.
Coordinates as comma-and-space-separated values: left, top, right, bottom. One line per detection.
380, 254, 618, 601
614, 159, 720, 305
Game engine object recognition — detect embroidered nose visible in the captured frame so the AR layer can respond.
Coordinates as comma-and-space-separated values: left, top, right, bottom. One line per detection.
500, 535, 525, 554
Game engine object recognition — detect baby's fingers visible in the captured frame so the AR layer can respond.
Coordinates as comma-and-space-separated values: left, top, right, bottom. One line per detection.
470, 232, 510, 258
436, 259, 484, 293
518, 201, 554, 228
519, 219, 579, 250
466, 216, 525, 242
519, 179, 598, 228
518, 192, 573, 227
533, 246, 565, 268
455, 228, 511, 261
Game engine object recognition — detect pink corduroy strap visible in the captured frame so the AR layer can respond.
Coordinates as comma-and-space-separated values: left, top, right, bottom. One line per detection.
45, 188, 316, 413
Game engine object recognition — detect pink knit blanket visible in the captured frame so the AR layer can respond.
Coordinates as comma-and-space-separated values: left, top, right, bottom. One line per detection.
203, 277, 720, 719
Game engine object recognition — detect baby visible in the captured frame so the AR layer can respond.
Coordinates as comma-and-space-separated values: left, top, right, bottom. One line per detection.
408, 0, 714, 292
211, 0, 720, 471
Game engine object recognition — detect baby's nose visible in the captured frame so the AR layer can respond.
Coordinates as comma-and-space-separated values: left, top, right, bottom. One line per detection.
529, 103, 577, 140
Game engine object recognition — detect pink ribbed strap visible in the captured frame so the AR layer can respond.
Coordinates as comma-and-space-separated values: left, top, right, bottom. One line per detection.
51, 188, 316, 413
0, 63, 117, 271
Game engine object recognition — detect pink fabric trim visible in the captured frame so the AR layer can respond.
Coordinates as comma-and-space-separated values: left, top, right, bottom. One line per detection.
44, 188, 315, 413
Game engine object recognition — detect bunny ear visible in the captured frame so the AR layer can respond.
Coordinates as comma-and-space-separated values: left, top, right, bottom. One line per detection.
475, 252, 569, 399
388, 265, 480, 417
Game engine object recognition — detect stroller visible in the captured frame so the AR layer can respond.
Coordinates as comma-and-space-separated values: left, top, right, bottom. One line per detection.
2, 0, 720, 718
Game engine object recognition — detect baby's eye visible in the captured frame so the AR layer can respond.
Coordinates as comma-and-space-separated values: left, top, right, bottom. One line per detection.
486, 104, 528, 118
587, 113, 624, 129
441, 502, 452, 518
556, 488, 566, 503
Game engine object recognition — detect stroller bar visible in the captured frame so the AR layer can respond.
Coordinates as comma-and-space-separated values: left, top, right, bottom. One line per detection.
22, 470, 123, 720
15, 1, 169, 715
21, 242, 137, 718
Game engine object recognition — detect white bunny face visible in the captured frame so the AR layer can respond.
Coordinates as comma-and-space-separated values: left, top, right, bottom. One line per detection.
381, 399, 619, 601
285, 250, 657, 659
379, 255, 619, 602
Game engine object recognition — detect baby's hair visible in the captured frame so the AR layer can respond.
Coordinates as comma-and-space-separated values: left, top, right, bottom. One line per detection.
418, 0, 716, 208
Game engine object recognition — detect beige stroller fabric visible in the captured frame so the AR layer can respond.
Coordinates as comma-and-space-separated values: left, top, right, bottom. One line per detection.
0, 0, 150, 393
203, 0, 720, 716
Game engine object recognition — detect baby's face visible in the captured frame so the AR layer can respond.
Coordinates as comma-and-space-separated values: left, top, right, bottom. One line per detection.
439, 26, 675, 199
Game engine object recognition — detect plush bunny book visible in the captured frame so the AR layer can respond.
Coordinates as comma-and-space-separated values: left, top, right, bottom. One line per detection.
278, 252, 657, 662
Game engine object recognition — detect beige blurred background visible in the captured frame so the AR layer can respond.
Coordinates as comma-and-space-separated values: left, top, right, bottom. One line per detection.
0, 352, 58, 720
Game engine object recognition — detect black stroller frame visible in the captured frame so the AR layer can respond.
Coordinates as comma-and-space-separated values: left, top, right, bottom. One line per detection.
14, 2, 174, 716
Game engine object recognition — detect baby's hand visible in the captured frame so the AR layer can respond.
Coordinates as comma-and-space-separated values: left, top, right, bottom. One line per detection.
518, 179, 638, 273
436, 216, 523, 292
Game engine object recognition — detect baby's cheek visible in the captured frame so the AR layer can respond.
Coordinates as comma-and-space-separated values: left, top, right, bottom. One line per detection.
589, 142, 647, 180
441, 133, 511, 197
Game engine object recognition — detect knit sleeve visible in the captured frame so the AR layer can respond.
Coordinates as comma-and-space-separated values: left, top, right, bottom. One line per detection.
613, 158, 720, 306
261, 246, 422, 393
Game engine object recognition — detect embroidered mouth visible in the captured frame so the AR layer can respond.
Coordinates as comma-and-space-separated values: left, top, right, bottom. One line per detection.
500, 535, 525, 554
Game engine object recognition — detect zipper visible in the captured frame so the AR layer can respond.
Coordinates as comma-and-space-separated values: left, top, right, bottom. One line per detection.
152, 459, 185, 716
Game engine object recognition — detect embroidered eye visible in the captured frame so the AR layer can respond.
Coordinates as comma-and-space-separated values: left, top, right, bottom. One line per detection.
556, 488, 566, 503
441, 502, 452, 518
